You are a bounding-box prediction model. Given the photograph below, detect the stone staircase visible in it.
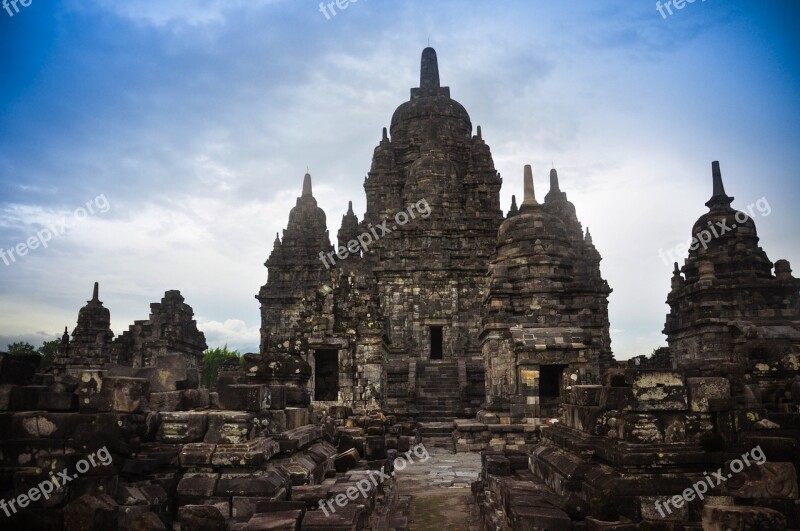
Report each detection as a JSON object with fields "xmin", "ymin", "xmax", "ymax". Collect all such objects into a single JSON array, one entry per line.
[{"xmin": 415, "ymin": 361, "xmax": 463, "ymax": 422}]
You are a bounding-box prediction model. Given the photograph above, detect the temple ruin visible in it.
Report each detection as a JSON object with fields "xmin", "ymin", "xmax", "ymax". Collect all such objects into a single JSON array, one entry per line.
[{"xmin": 0, "ymin": 47, "xmax": 798, "ymax": 530}]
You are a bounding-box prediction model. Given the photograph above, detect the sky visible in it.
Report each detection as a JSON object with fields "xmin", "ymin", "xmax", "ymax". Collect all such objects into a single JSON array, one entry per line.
[{"xmin": 1, "ymin": 0, "xmax": 798, "ymax": 359}]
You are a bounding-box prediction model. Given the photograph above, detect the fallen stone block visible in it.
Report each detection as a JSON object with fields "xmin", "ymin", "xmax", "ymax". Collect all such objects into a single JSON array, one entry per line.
[
  {"xmin": 243, "ymin": 509, "xmax": 303, "ymax": 530},
  {"xmin": 290, "ymin": 484, "xmax": 331, "ymax": 507},
  {"xmin": 334, "ymin": 448, "xmax": 361, "ymax": 473},
  {"xmin": 702, "ymin": 505, "xmax": 787, "ymax": 531},
  {"xmin": 301, "ymin": 503, "xmax": 366, "ymax": 530},
  {"xmin": 211, "ymin": 437, "xmax": 280, "ymax": 467},
  {"xmin": 176, "ymin": 472, "xmax": 219, "ymax": 497},
  {"xmin": 179, "ymin": 442, "xmax": 216, "ymax": 466},
  {"xmin": 216, "ymin": 471, "xmax": 286, "ymax": 498},
  {"xmin": 177, "ymin": 505, "xmax": 226, "ymax": 531},
  {"xmin": 64, "ymin": 493, "xmax": 119, "ymax": 531}
]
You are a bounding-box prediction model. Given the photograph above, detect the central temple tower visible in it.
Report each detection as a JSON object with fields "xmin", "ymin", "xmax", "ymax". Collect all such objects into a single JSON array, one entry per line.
[{"xmin": 363, "ymin": 47, "xmax": 503, "ymax": 361}]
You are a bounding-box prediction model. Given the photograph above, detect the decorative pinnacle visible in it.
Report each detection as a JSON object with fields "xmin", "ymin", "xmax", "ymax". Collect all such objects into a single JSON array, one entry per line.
[
  {"xmin": 585, "ymin": 228, "xmax": 593, "ymax": 244},
  {"xmin": 420, "ymin": 47, "xmax": 440, "ymax": 89},
  {"xmin": 347, "ymin": 201, "xmax": 354, "ymax": 215},
  {"xmin": 508, "ymin": 195, "xmax": 519, "ymax": 217},
  {"xmin": 705, "ymin": 160, "xmax": 733, "ymax": 210},
  {"xmin": 91, "ymin": 282, "xmax": 99, "ymax": 303},
  {"xmin": 302, "ymin": 172, "xmax": 313, "ymax": 197},
  {"xmin": 711, "ymin": 161, "xmax": 725, "ymax": 196},
  {"xmin": 476, "ymin": 125, "xmax": 482, "ymax": 140},
  {"xmin": 550, "ymin": 168, "xmax": 561, "ymax": 193},
  {"xmin": 521, "ymin": 164, "xmax": 538, "ymax": 209}
]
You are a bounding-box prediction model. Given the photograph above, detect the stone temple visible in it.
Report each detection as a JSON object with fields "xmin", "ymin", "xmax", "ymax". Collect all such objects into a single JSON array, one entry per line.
[
  {"xmin": 257, "ymin": 47, "xmax": 612, "ymax": 424},
  {"xmin": 0, "ymin": 47, "xmax": 798, "ymax": 530}
]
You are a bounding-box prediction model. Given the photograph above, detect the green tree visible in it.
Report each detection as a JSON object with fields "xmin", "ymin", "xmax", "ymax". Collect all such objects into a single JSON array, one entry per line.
[
  {"xmin": 38, "ymin": 339, "xmax": 60, "ymax": 371},
  {"xmin": 6, "ymin": 342, "xmax": 36, "ymax": 356},
  {"xmin": 201, "ymin": 345, "xmax": 241, "ymax": 388}
]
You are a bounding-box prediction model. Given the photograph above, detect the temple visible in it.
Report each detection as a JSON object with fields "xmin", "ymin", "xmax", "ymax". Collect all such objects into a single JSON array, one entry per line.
[{"xmin": 0, "ymin": 48, "xmax": 797, "ymax": 530}]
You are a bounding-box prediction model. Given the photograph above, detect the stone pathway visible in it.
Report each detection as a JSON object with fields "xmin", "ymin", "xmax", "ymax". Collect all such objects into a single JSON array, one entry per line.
[{"xmin": 390, "ymin": 447, "xmax": 482, "ymax": 530}]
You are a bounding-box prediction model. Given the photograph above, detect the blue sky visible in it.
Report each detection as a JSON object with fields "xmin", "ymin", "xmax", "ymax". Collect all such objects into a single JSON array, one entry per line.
[{"xmin": 1, "ymin": 0, "xmax": 798, "ymax": 358}]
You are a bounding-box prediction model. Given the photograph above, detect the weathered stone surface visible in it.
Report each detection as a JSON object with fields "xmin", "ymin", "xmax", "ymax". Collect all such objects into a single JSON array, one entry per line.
[
  {"xmin": 157, "ymin": 411, "xmax": 207, "ymax": 443},
  {"xmin": 205, "ymin": 410, "xmax": 255, "ymax": 444},
  {"xmin": 211, "ymin": 437, "xmax": 280, "ymax": 467},
  {"xmin": 243, "ymin": 509, "xmax": 303, "ymax": 530},
  {"xmin": 177, "ymin": 505, "xmax": 226, "ymax": 531},
  {"xmin": 721, "ymin": 462, "xmax": 799, "ymax": 499},
  {"xmin": 687, "ymin": 377, "xmax": 730, "ymax": 412},
  {"xmin": 701, "ymin": 504, "xmax": 787, "ymax": 531},
  {"xmin": 101, "ymin": 376, "xmax": 150, "ymax": 413},
  {"xmin": 63, "ymin": 493, "xmax": 119, "ymax": 531}
]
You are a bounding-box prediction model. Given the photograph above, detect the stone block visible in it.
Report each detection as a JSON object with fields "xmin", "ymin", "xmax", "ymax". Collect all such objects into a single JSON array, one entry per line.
[
  {"xmin": 218, "ymin": 384, "xmax": 283, "ymax": 411},
  {"xmin": 285, "ymin": 407, "xmax": 309, "ymax": 429},
  {"xmin": 38, "ymin": 391, "xmax": 79, "ymax": 411},
  {"xmin": 177, "ymin": 505, "xmax": 226, "ymax": 531},
  {"xmin": 243, "ymin": 509, "xmax": 303, "ymax": 530},
  {"xmin": 687, "ymin": 377, "xmax": 730, "ymax": 412},
  {"xmin": 176, "ymin": 472, "xmax": 219, "ymax": 497},
  {"xmin": 301, "ymin": 501, "xmax": 367, "ymax": 530},
  {"xmin": 701, "ymin": 505, "xmax": 787, "ymax": 531},
  {"xmin": 179, "ymin": 443, "xmax": 216, "ymax": 466},
  {"xmin": 119, "ymin": 511, "xmax": 166, "ymax": 531},
  {"xmin": 290, "ymin": 484, "xmax": 331, "ymax": 507},
  {"xmin": 0, "ymin": 384, "xmax": 11, "ymax": 410},
  {"xmin": 101, "ymin": 377, "xmax": 150, "ymax": 413},
  {"xmin": 205, "ymin": 410, "xmax": 254, "ymax": 444},
  {"xmin": 721, "ymin": 461, "xmax": 799, "ymax": 499},
  {"xmin": 627, "ymin": 371, "xmax": 686, "ymax": 411},
  {"xmin": 63, "ymin": 493, "xmax": 119, "ymax": 531},
  {"xmin": 485, "ymin": 455, "xmax": 511, "ymax": 476},
  {"xmin": 335, "ymin": 448, "xmax": 361, "ymax": 473},
  {"xmin": 364, "ymin": 435, "xmax": 386, "ymax": 460},
  {"xmin": 149, "ymin": 389, "xmax": 209, "ymax": 412},
  {"xmin": 216, "ymin": 471, "xmax": 286, "ymax": 497},
  {"xmin": 157, "ymin": 411, "xmax": 207, "ymax": 443},
  {"xmin": 11, "ymin": 385, "xmax": 48, "ymax": 410},
  {"xmin": 573, "ymin": 385, "xmax": 603, "ymax": 406},
  {"xmin": 211, "ymin": 437, "xmax": 280, "ymax": 467},
  {"xmin": 77, "ymin": 371, "xmax": 106, "ymax": 412}
]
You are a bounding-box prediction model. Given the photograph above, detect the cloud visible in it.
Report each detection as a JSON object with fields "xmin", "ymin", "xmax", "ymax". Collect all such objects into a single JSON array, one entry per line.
[
  {"xmin": 74, "ymin": 0, "xmax": 283, "ymax": 28},
  {"xmin": 198, "ymin": 318, "xmax": 260, "ymax": 353}
]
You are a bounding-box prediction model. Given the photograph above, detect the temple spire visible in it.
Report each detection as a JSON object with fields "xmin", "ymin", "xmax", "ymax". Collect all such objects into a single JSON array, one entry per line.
[
  {"xmin": 420, "ymin": 47, "xmax": 440, "ymax": 89},
  {"xmin": 347, "ymin": 201, "xmax": 354, "ymax": 215},
  {"xmin": 302, "ymin": 172, "xmax": 313, "ymax": 197},
  {"xmin": 711, "ymin": 161, "xmax": 725, "ymax": 196},
  {"xmin": 91, "ymin": 282, "xmax": 99, "ymax": 303},
  {"xmin": 705, "ymin": 160, "xmax": 733, "ymax": 210},
  {"xmin": 508, "ymin": 195, "xmax": 518, "ymax": 217},
  {"xmin": 550, "ymin": 168, "xmax": 561, "ymax": 193},
  {"xmin": 520, "ymin": 164, "xmax": 538, "ymax": 210}
]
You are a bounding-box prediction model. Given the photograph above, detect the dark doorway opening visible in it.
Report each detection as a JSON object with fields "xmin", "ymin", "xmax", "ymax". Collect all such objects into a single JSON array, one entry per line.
[
  {"xmin": 314, "ymin": 349, "xmax": 339, "ymax": 401},
  {"xmin": 430, "ymin": 326, "xmax": 443, "ymax": 360},
  {"xmin": 539, "ymin": 364, "xmax": 566, "ymax": 398},
  {"xmin": 539, "ymin": 364, "xmax": 567, "ymax": 417}
]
